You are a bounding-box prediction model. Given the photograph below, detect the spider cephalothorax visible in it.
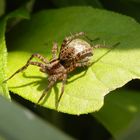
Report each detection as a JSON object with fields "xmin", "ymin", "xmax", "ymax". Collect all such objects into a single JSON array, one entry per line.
[{"xmin": 4, "ymin": 32, "xmax": 100, "ymax": 104}]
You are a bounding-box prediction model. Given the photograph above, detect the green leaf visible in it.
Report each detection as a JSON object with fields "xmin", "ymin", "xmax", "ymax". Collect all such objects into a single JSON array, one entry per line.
[
  {"xmin": 94, "ymin": 89, "xmax": 140, "ymax": 138},
  {"xmin": 0, "ymin": 0, "xmax": 5, "ymax": 17},
  {"xmin": 6, "ymin": 7, "xmax": 140, "ymax": 114},
  {"xmin": 0, "ymin": 19, "xmax": 9, "ymax": 99},
  {"xmin": 6, "ymin": 6, "xmax": 30, "ymax": 20},
  {"xmin": 0, "ymin": 95, "xmax": 72, "ymax": 140},
  {"xmin": 117, "ymin": 113, "xmax": 140, "ymax": 140},
  {"xmin": 0, "ymin": 5, "xmax": 30, "ymax": 99}
]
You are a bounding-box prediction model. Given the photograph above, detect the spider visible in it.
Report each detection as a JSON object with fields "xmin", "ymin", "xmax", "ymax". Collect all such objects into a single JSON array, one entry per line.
[{"xmin": 4, "ymin": 32, "xmax": 104, "ymax": 104}]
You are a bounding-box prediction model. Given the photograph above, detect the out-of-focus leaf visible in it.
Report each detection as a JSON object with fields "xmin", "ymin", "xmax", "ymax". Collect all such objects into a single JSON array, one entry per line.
[
  {"xmin": 117, "ymin": 113, "xmax": 140, "ymax": 140},
  {"xmin": 102, "ymin": 0, "xmax": 140, "ymax": 22},
  {"xmin": 0, "ymin": 0, "xmax": 5, "ymax": 16},
  {"xmin": 0, "ymin": 95, "xmax": 72, "ymax": 140},
  {"xmin": 94, "ymin": 89, "xmax": 140, "ymax": 138}
]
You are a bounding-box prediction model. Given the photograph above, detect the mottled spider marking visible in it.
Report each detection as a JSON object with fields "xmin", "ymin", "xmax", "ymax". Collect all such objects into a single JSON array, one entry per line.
[
  {"xmin": 75, "ymin": 47, "xmax": 93, "ymax": 62},
  {"xmin": 60, "ymin": 38, "xmax": 93, "ymax": 70},
  {"xmin": 61, "ymin": 32, "xmax": 85, "ymax": 49},
  {"xmin": 59, "ymin": 46, "xmax": 75, "ymax": 60},
  {"xmin": 51, "ymin": 42, "xmax": 58, "ymax": 60}
]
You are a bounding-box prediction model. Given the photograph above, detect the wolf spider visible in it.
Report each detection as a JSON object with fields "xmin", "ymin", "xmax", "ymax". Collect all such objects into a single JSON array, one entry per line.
[{"xmin": 4, "ymin": 32, "xmax": 105, "ymax": 104}]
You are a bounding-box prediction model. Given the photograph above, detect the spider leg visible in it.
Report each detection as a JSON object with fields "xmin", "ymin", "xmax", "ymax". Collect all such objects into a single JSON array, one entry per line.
[
  {"xmin": 52, "ymin": 42, "xmax": 58, "ymax": 60},
  {"xmin": 27, "ymin": 53, "xmax": 49, "ymax": 64},
  {"xmin": 3, "ymin": 61, "xmax": 46, "ymax": 83},
  {"xmin": 93, "ymin": 44, "xmax": 106, "ymax": 49},
  {"xmin": 61, "ymin": 32, "xmax": 85, "ymax": 49},
  {"xmin": 93, "ymin": 42, "xmax": 120, "ymax": 49},
  {"xmin": 37, "ymin": 78, "xmax": 56, "ymax": 104},
  {"xmin": 58, "ymin": 74, "xmax": 67, "ymax": 103},
  {"xmin": 3, "ymin": 53, "xmax": 49, "ymax": 83}
]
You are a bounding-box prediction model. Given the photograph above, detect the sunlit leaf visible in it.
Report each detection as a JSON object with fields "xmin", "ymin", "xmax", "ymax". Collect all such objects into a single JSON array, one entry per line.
[{"xmin": 6, "ymin": 7, "xmax": 140, "ymax": 114}]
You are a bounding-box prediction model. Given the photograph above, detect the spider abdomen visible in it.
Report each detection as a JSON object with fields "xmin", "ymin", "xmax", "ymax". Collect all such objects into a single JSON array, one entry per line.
[{"xmin": 59, "ymin": 38, "xmax": 93, "ymax": 70}]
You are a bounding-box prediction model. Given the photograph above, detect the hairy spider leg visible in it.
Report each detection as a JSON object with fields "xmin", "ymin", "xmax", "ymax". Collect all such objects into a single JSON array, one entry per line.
[
  {"xmin": 66, "ymin": 60, "xmax": 91, "ymax": 73},
  {"xmin": 29, "ymin": 53, "xmax": 49, "ymax": 64},
  {"xmin": 37, "ymin": 68, "xmax": 67, "ymax": 104},
  {"xmin": 37, "ymin": 78, "xmax": 56, "ymax": 104},
  {"xmin": 58, "ymin": 73, "xmax": 67, "ymax": 103},
  {"xmin": 61, "ymin": 32, "xmax": 85, "ymax": 49},
  {"xmin": 3, "ymin": 53, "xmax": 48, "ymax": 82},
  {"xmin": 92, "ymin": 42, "xmax": 120, "ymax": 50},
  {"xmin": 73, "ymin": 41, "xmax": 120, "ymax": 65},
  {"xmin": 52, "ymin": 42, "xmax": 58, "ymax": 60}
]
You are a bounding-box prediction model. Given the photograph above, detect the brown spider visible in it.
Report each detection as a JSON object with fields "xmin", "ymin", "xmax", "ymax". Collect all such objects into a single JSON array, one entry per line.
[{"xmin": 4, "ymin": 32, "xmax": 103, "ymax": 104}]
